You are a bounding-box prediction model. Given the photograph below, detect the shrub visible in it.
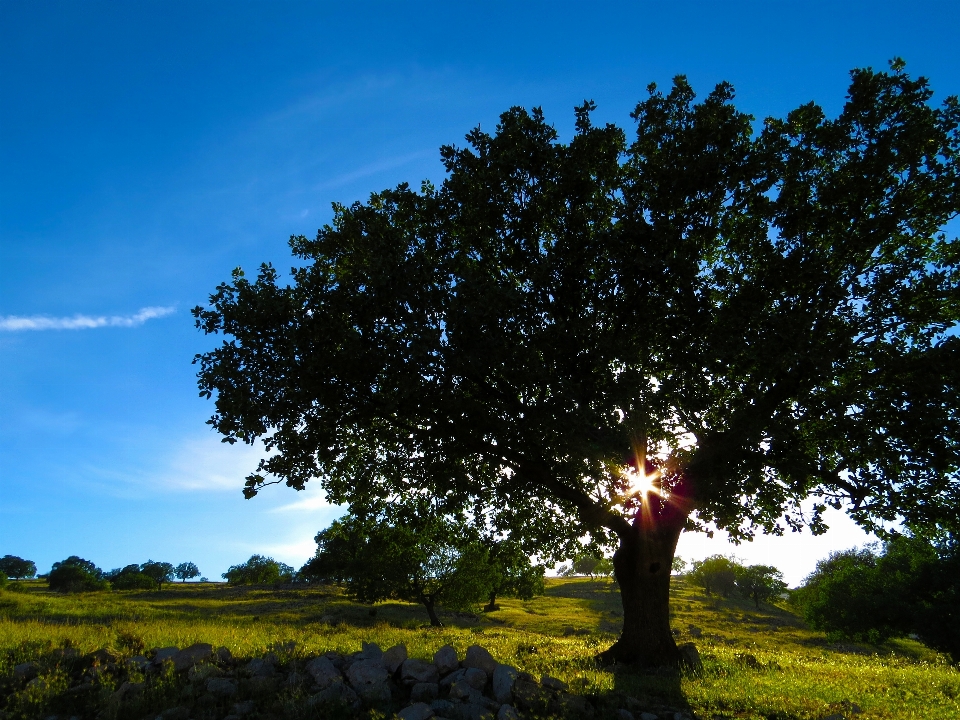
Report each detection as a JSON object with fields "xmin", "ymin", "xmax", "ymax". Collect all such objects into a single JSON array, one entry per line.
[
  {"xmin": 223, "ymin": 555, "xmax": 295, "ymax": 585},
  {"xmin": 48, "ymin": 557, "xmax": 108, "ymax": 593}
]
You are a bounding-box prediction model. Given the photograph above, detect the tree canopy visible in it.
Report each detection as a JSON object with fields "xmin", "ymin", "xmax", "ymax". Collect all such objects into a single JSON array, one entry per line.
[
  {"xmin": 174, "ymin": 562, "xmax": 201, "ymax": 582},
  {"xmin": 222, "ymin": 555, "xmax": 295, "ymax": 585},
  {"xmin": 0, "ymin": 555, "xmax": 36, "ymax": 581},
  {"xmin": 301, "ymin": 503, "xmax": 498, "ymax": 626},
  {"xmin": 48, "ymin": 557, "xmax": 108, "ymax": 593},
  {"xmin": 794, "ymin": 534, "xmax": 959, "ymax": 661},
  {"xmin": 194, "ymin": 61, "xmax": 960, "ymax": 665}
]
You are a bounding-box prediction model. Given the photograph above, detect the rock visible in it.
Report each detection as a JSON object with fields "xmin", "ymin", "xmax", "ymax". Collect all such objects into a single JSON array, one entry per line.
[
  {"xmin": 383, "ymin": 644, "xmax": 408, "ymax": 673},
  {"xmin": 309, "ymin": 680, "xmax": 360, "ymax": 709},
  {"xmin": 448, "ymin": 680, "xmax": 474, "ymax": 701},
  {"xmin": 463, "ymin": 667, "xmax": 487, "ymax": 690},
  {"xmin": 360, "ymin": 641, "xmax": 383, "ymax": 661},
  {"xmin": 216, "ymin": 646, "xmax": 233, "ymax": 663},
  {"xmin": 171, "ymin": 643, "xmax": 213, "ymax": 671},
  {"xmin": 305, "ymin": 656, "xmax": 343, "ymax": 689},
  {"xmin": 463, "ymin": 645, "xmax": 497, "ymax": 676},
  {"xmin": 434, "ymin": 644, "xmax": 460, "ymax": 676},
  {"xmin": 188, "ymin": 664, "xmax": 218, "ymax": 682},
  {"xmin": 111, "ymin": 681, "xmax": 145, "ymax": 703},
  {"xmin": 127, "ymin": 655, "xmax": 149, "ymax": 671},
  {"xmin": 735, "ymin": 653, "xmax": 762, "ymax": 669},
  {"xmin": 402, "ymin": 658, "xmax": 441, "ymax": 686},
  {"xmin": 230, "ymin": 700, "xmax": 255, "ymax": 716},
  {"xmin": 497, "ymin": 705, "xmax": 520, "ymax": 720},
  {"xmin": 678, "ymin": 643, "xmax": 703, "ymax": 673},
  {"xmin": 151, "ymin": 647, "xmax": 180, "ymax": 665},
  {"xmin": 284, "ymin": 670, "xmax": 304, "ymax": 687},
  {"xmin": 457, "ymin": 702, "xmax": 496, "ymax": 720},
  {"xmin": 158, "ymin": 707, "xmax": 190, "ymax": 720},
  {"xmin": 492, "ymin": 664, "xmax": 517, "ymax": 704},
  {"xmin": 541, "ymin": 674, "xmax": 568, "ymax": 691},
  {"xmin": 398, "ymin": 702, "xmax": 436, "ymax": 720},
  {"xmin": 511, "ymin": 678, "xmax": 549, "ymax": 713},
  {"xmin": 821, "ymin": 716, "xmax": 844, "ymax": 720},
  {"xmin": 206, "ymin": 677, "xmax": 238, "ymax": 698},
  {"xmin": 439, "ymin": 667, "xmax": 467, "ymax": 689},
  {"xmin": 617, "ymin": 710, "xmax": 635, "ymax": 720},
  {"xmin": 244, "ymin": 657, "xmax": 275, "ymax": 677},
  {"xmin": 246, "ymin": 675, "xmax": 278, "ymax": 694},
  {"xmin": 411, "ymin": 682, "xmax": 440, "ymax": 702},
  {"xmin": 13, "ymin": 662, "xmax": 39, "ymax": 680},
  {"xmin": 346, "ymin": 659, "xmax": 391, "ymax": 705},
  {"xmin": 431, "ymin": 699, "xmax": 457, "ymax": 718},
  {"xmin": 687, "ymin": 625, "xmax": 702, "ymax": 638},
  {"xmin": 639, "ymin": 713, "xmax": 658, "ymax": 720},
  {"xmin": 550, "ymin": 692, "xmax": 594, "ymax": 718}
]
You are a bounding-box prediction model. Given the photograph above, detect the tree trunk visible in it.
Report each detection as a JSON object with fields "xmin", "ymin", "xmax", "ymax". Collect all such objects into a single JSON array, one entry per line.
[
  {"xmin": 484, "ymin": 591, "xmax": 499, "ymax": 612},
  {"xmin": 422, "ymin": 597, "xmax": 443, "ymax": 627},
  {"xmin": 598, "ymin": 493, "xmax": 688, "ymax": 668}
]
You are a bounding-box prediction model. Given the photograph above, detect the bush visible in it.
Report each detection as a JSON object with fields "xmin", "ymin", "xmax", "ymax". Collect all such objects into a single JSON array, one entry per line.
[
  {"xmin": 223, "ymin": 555, "xmax": 295, "ymax": 585},
  {"xmin": 689, "ymin": 555, "xmax": 741, "ymax": 597},
  {"xmin": 794, "ymin": 534, "xmax": 960, "ymax": 662},
  {"xmin": 0, "ymin": 570, "xmax": 7, "ymax": 590},
  {"xmin": 48, "ymin": 557, "xmax": 108, "ymax": 593}
]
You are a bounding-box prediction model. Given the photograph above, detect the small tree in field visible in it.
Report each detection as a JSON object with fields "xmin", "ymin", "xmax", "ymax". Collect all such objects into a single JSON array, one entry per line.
[
  {"xmin": 735, "ymin": 564, "xmax": 788, "ymax": 608},
  {"xmin": 302, "ymin": 505, "xmax": 497, "ymax": 626},
  {"xmin": 48, "ymin": 557, "xmax": 108, "ymax": 593},
  {"xmin": 174, "ymin": 562, "xmax": 201, "ymax": 582},
  {"xmin": 0, "ymin": 555, "xmax": 37, "ymax": 580},
  {"xmin": 223, "ymin": 555, "xmax": 294, "ymax": 585},
  {"xmin": 483, "ymin": 539, "xmax": 545, "ymax": 611},
  {"xmin": 689, "ymin": 555, "xmax": 741, "ymax": 597},
  {"xmin": 194, "ymin": 61, "xmax": 960, "ymax": 666},
  {"xmin": 140, "ymin": 561, "xmax": 175, "ymax": 591},
  {"xmin": 107, "ymin": 564, "xmax": 156, "ymax": 590}
]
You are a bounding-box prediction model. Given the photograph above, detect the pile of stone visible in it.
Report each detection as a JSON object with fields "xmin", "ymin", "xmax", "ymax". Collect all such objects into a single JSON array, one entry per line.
[{"xmin": 7, "ymin": 641, "xmax": 697, "ymax": 720}]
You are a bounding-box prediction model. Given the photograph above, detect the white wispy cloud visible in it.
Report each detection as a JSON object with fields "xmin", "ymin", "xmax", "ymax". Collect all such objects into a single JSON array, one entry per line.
[{"xmin": 0, "ymin": 306, "xmax": 175, "ymax": 332}]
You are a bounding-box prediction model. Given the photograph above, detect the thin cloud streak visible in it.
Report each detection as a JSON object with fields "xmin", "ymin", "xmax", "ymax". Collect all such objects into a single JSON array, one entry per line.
[{"xmin": 0, "ymin": 306, "xmax": 175, "ymax": 331}]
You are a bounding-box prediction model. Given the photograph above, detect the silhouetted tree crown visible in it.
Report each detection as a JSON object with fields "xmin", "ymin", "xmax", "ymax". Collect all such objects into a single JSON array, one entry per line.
[{"xmin": 194, "ymin": 61, "xmax": 960, "ymax": 665}]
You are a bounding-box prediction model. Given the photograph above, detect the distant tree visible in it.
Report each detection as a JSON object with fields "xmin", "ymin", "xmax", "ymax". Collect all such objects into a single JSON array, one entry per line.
[
  {"xmin": 483, "ymin": 539, "xmax": 545, "ymax": 611},
  {"xmin": 794, "ymin": 534, "xmax": 960, "ymax": 662},
  {"xmin": 302, "ymin": 505, "xmax": 497, "ymax": 626},
  {"xmin": 139, "ymin": 561, "xmax": 175, "ymax": 591},
  {"xmin": 0, "ymin": 555, "xmax": 37, "ymax": 580},
  {"xmin": 735, "ymin": 564, "xmax": 788, "ymax": 609},
  {"xmin": 223, "ymin": 555, "xmax": 294, "ymax": 585},
  {"xmin": 48, "ymin": 556, "xmax": 108, "ymax": 593},
  {"xmin": 174, "ymin": 562, "xmax": 201, "ymax": 583},
  {"xmin": 689, "ymin": 555, "xmax": 741, "ymax": 598},
  {"xmin": 108, "ymin": 564, "xmax": 156, "ymax": 590},
  {"xmin": 671, "ymin": 557, "xmax": 688, "ymax": 575}
]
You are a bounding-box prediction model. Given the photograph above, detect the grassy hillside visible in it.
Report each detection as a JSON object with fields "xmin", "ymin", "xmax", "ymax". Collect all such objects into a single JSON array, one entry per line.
[{"xmin": 1, "ymin": 576, "xmax": 957, "ymax": 719}]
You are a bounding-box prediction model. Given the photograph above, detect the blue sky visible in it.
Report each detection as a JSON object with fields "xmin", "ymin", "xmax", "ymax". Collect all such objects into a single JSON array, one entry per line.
[{"xmin": 2, "ymin": 0, "xmax": 958, "ymax": 585}]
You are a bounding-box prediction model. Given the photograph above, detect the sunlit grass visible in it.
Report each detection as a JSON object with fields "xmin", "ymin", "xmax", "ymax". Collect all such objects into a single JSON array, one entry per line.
[{"xmin": 1, "ymin": 577, "xmax": 958, "ymax": 719}]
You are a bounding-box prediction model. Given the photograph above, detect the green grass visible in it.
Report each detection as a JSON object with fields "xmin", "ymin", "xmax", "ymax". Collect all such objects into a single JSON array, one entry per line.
[{"xmin": 1, "ymin": 577, "xmax": 958, "ymax": 719}]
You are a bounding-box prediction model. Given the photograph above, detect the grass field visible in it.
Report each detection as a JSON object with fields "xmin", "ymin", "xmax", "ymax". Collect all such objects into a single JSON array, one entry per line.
[{"xmin": 1, "ymin": 576, "xmax": 958, "ymax": 719}]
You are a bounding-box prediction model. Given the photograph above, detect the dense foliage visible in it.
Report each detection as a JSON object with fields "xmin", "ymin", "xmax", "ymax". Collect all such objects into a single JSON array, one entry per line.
[
  {"xmin": 48, "ymin": 557, "xmax": 108, "ymax": 593},
  {"xmin": 794, "ymin": 534, "xmax": 960, "ymax": 662},
  {"xmin": 106, "ymin": 564, "xmax": 157, "ymax": 590},
  {"xmin": 222, "ymin": 555, "xmax": 295, "ymax": 585},
  {"xmin": 0, "ymin": 555, "xmax": 37, "ymax": 580},
  {"xmin": 194, "ymin": 62, "xmax": 960, "ymax": 665},
  {"xmin": 301, "ymin": 505, "xmax": 500, "ymax": 626}
]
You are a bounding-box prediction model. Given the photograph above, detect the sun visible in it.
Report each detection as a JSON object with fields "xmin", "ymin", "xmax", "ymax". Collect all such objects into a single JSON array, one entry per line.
[{"xmin": 623, "ymin": 464, "xmax": 660, "ymax": 497}]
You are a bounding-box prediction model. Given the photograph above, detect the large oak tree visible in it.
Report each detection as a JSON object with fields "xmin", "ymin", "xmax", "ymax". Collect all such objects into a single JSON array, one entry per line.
[{"xmin": 194, "ymin": 61, "xmax": 960, "ymax": 666}]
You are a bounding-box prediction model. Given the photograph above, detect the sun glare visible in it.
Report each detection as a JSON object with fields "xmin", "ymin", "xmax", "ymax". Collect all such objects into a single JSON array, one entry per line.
[{"xmin": 624, "ymin": 465, "xmax": 660, "ymax": 497}]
